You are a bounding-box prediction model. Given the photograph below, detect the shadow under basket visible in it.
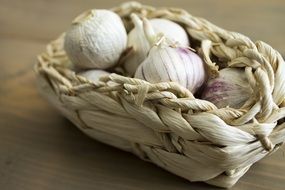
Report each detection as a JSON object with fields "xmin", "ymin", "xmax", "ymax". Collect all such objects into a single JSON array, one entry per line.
[{"xmin": 35, "ymin": 2, "xmax": 285, "ymax": 188}]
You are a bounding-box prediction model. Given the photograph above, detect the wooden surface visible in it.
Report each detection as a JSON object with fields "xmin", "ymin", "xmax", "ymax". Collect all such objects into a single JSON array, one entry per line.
[{"xmin": 0, "ymin": 0, "xmax": 285, "ymax": 189}]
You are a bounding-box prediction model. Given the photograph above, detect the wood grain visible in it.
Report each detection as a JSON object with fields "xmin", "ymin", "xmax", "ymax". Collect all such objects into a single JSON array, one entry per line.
[{"xmin": 0, "ymin": 0, "xmax": 285, "ymax": 189}]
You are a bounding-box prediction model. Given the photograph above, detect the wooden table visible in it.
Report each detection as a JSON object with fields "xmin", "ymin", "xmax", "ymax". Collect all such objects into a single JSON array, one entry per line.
[{"xmin": 1, "ymin": 0, "xmax": 285, "ymax": 189}]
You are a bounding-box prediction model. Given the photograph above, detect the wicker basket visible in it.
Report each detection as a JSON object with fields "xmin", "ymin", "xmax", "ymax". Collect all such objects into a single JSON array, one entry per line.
[{"xmin": 35, "ymin": 2, "xmax": 285, "ymax": 188}]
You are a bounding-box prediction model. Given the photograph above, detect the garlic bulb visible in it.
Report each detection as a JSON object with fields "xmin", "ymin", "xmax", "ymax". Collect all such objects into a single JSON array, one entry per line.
[
  {"xmin": 78, "ymin": 69, "xmax": 118, "ymax": 87},
  {"xmin": 201, "ymin": 68, "xmax": 253, "ymax": 109},
  {"xmin": 64, "ymin": 9, "xmax": 127, "ymax": 69},
  {"xmin": 124, "ymin": 14, "xmax": 190, "ymax": 76},
  {"xmin": 78, "ymin": 70, "xmax": 110, "ymax": 82},
  {"xmin": 135, "ymin": 44, "xmax": 206, "ymax": 93},
  {"xmin": 150, "ymin": 18, "xmax": 189, "ymax": 47}
]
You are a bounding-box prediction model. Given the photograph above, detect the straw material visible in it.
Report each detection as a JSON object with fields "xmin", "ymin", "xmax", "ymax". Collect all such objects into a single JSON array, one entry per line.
[{"xmin": 35, "ymin": 1, "xmax": 285, "ymax": 188}]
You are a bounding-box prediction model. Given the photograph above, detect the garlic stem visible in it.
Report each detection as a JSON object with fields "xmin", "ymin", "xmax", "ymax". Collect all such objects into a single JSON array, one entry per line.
[
  {"xmin": 130, "ymin": 13, "xmax": 143, "ymax": 30},
  {"xmin": 142, "ymin": 17, "xmax": 157, "ymax": 46},
  {"xmin": 72, "ymin": 9, "xmax": 95, "ymax": 24}
]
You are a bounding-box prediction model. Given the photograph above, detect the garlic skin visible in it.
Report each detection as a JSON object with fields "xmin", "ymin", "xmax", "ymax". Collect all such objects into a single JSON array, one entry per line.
[
  {"xmin": 64, "ymin": 9, "xmax": 127, "ymax": 69},
  {"xmin": 201, "ymin": 68, "xmax": 253, "ymax": 109},
  {"xmin": 78, "ymin": 70, "xmax": 110, "ymax": 82},
  {"xmin": 124, "ymin": 15, "xmax": 190, "ymax": 76},
  {"xmin": 135, "ymin": 45, "xmax": 206, "ymax": 93}
]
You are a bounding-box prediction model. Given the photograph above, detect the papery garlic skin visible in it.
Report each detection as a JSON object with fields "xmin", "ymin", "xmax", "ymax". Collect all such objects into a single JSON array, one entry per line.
[
  {"xmin": 78, "ymin": 70, "xmax": 110, "ymax": 82},
  {"xmin": 64, "ymin": 9, "xmax": 127, "ymax": 69},
  {"xmin": 135, "ymin": 46, "xmax": 206, "ymax": 93},
  {"xmin": 201, "ymin": 68, "xmax": 253, "ymax": 109},
  {"xmin": 124, "ymin": 15, "xmax": 190, "ymax": 76}
]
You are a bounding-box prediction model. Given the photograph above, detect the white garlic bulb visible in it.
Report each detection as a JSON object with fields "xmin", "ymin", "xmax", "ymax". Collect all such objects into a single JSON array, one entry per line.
[
  {"xmin": 150, "ymin": 18, "xmax": 189, "ymax": 47},
  {"xmin": 201, "ymin": 68, "xmax": 253, "ymax": 109},
  {"xmin": 124, "ymin": 14, "xmax": 190, "ymax": 76},
  {"xmin": 78, "ymin": 70, "xmax": 110, "ymax": 82},
  {"xmin": 64, "ymin": 9, "xmax": 127, "ymax": 69},
  {"xmin": 135, "ymin": 44, "xmax": 206, "ymax": 93}
]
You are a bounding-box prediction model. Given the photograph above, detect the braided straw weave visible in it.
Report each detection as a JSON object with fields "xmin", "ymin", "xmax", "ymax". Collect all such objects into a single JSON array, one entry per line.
[{"xmin": 35, "ymin": 2, "xmax": 285, "ymax": 188}]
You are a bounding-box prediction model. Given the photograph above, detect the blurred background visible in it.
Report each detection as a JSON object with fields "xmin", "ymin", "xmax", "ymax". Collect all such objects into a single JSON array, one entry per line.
[
  {"xmin": 1, "ymin": 0, "xmax": 285, "ymax": 54},
  {"xmin": 0, "ymin": 1, "xmax": 285, "ymax": 190}
]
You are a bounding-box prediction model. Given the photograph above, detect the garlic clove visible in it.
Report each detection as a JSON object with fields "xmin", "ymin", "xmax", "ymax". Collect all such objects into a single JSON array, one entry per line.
[
  {"xmin": 78, "ymin": 69, "xmax": 110, "ymax": 83},
  {"xmin": 64, "ymin": 9, "xmax": 127, "ymax": 69},
  {"xmin": 78, "ymin": 69, "xmax": 118, "ymax": 87},
  {"xmin": 124, "ymin": 14, "xmax": 190, "ymax": 76},
  {"xmin": 201, "ymin": 68, "xmax": 253, "ymax": 109}
]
